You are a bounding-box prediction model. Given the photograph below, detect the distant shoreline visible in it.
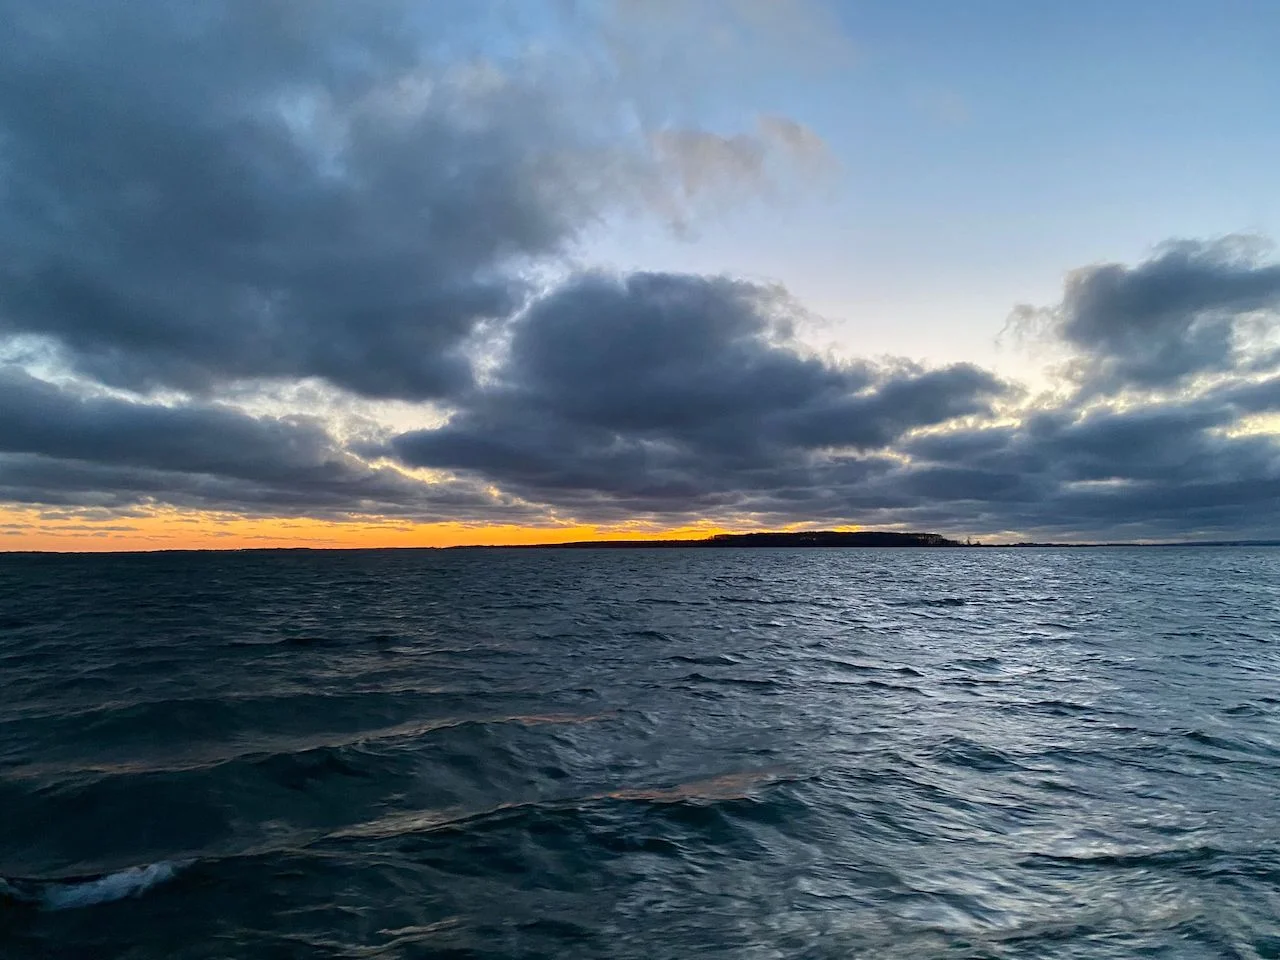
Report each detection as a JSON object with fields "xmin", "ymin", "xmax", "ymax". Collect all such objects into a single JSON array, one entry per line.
[
  {"xmin": 460, "ymin": 531, "xmax": 963, "ymax": 549},
  {"xmin": 447, "ymin": 531, "xmax": 1280, "ymax": 550},
  {"xmin": 4, "ymin": 531, "xmax": 1280, "ymax": 555}
]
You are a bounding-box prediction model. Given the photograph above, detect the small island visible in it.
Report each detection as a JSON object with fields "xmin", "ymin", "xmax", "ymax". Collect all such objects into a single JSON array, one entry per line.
[{"xmin": 465, "ymin": 530, "xmax": 965, "ymax": 549}]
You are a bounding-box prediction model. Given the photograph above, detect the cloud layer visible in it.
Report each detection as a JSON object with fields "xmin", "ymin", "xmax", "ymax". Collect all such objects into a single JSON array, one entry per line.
[
  {"xmin": 1, "ymin": 1, "xmax": 1278, "ymax": 542},
  {"xmin": 392, "ymin": 272, "xmax": 1007, "ymax": 521},
  {"xmin": 0, "ymin": 367, "xmax": 527, "ymax": 520},
  {"xmin": 0, "ymin": 0, "xmax": 626, "ymax": 400}
]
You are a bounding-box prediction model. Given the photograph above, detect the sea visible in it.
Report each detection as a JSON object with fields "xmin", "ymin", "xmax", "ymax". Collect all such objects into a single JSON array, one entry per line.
[{"xmin": 1, "ymin": 547, "xmax": 1277, "ymax": 959}]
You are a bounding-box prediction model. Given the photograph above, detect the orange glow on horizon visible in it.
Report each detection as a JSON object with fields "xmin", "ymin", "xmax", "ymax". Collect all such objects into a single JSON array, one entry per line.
[{"xmin": 0, "ymin": 507, "xmax": 814, "ymax": 552}]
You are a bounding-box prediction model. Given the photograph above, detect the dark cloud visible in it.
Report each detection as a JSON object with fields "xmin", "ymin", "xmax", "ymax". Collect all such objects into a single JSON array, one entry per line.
[
  {"xmin": 890, "ymin": 397, "xmax": 1280, "ymax": 539},
  {"xmin": 1015, "ymin": 238, "xmax": 1280, "ymax": 392},
  {"xmin": 0, "ymin": 452, "xmax": 528, "ymax": 522},
  {"xmin": 392, "ymin": 271, "xmax": 1008, "ymax": 516},
  {"xmin": 0, "ymin": 0, "xmax": 835, "ymax": 402},
  {"xmin": 0, "ymin": 0, "xmax": 630, "ymax": 399},
  {"xmin": 1208, "ymin": 373, "xmax": 1280, "ymax": 415},
  {"xmin": 0, "ymin": 368, "xmax": 525, "ymax": 520},
  {"xmin": 381, "ymin": 262, "xmax": 1280, "ymax": 538}
]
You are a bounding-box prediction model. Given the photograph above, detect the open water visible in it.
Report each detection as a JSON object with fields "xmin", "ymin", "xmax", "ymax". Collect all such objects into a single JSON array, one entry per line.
[{"xmin": 0, "ymin": 547, "xmax": 1277, "ymax": 958}]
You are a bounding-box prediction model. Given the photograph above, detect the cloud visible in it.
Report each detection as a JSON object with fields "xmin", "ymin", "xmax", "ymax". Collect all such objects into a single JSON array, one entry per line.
[
  {"xmin": 0, "ymin": 1, "xmax": 622, "ymax": 400},
  {"xmin": 381, "ymin": 252, "xmax": 1280, "ymax": 538},
  {"xmin": 0, "ymin": 0, "xmax": 829, "ymax": 401},
  {"xmin": 391, "ymin": 271, "xmax": 1008, "ymax": 519},
  {"xmin": 891, "ymin": 396, "xmax": 1280, "ymax": 539},
  {"xmin": 0, "ymin": 367, "xmax": 526, "ymax": 520},
  {"xmin": 6, "ymin": 227, "xmax": 1280, "ymax": 539},
  {"xmin": 1013, "ymin": 237, "xmax": 1280, "ymax": 392},
  {"xmin": 647, "ymin": 115, "xmax": 833, "ymax": 219}
]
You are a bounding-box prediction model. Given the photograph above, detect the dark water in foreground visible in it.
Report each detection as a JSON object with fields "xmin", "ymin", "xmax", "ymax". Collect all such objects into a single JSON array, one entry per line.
[{"xmin": 1, "ymin": 548, "xmax": 1278, "ymax": 959}]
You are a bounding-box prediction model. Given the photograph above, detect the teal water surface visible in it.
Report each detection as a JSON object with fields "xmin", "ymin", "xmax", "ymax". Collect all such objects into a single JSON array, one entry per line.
[{"xmin": 1, "ymin": 547, "xmax": 1278, "ymax": 958}]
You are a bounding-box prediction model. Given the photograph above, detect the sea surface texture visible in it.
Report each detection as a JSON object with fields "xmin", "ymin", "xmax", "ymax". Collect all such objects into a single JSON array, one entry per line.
[{"xmin": 1, "ymin": 548, "xmax": 1278, "ymax": 958}]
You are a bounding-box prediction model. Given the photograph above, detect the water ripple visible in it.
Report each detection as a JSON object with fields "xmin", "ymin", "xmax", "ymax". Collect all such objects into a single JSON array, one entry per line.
[{"xmin": 0, "ymin": 546, "xmax": 1277, "ymax": 958}]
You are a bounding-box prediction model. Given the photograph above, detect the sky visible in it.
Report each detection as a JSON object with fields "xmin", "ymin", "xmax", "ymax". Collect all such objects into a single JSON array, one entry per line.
[{"xmin": 1, "ymin": 0, "xmax": 1278, "ymax": 550}]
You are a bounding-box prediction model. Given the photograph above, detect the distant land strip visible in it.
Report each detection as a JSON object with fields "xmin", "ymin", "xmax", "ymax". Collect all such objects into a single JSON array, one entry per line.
[
  {"xmin": 473, "ymin": 531, "xmax": 964, "ymax": 549},
  {"xmin": 8, "ymin": 533, "xmax": 1280, "ymax": 554},
  {"xmin": 451, "ymin": 531, "xmax": 1280, "ymax": 550}
]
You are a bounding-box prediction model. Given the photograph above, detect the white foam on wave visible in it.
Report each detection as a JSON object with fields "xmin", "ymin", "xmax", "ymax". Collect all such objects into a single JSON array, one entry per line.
[{"xmin": 40, "ymin": 860, "xmax": 188, "ymax": 911}]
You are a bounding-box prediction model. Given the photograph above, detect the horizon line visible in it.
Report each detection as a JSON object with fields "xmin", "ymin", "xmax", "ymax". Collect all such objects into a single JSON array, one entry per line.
[{"xmin": 5, "ymin": 528, "xmax": 1280, "ymax": 556}]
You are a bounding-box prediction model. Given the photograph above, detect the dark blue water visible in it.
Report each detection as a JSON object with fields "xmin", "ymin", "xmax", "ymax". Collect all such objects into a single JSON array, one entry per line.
[{"xmin": 1, "ymin": 548, "xmax": 1278, "ymax": 958}]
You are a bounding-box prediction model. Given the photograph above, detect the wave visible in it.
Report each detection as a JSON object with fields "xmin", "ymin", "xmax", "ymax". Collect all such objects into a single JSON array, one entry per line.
[
  {"xmin": 891, "ymin": 595, "xmax": 1063, "ymax": 609},
  {"xmin": 678, "ymin": 672, "xmax": 785, "ymax": 689},
  {"xmin": 3, "ymin": 710, "xmax": 616, "ymax": 783},
  {"xmin": 712, "ymin": 595, "xmax": 800, "ymax": 606},
  {"xmin": 1, "ymin": 860, "xmax": 188, "ymax": 911},
  {"xmin": 1019, "ymin": 843, "xmax": 1275, "ymax": 873},
  {"xmin": 806, "ymin": 657, "xmax": 923, "ymax": 677},
  {"xmin": 329, "ymin": 769, "xmax": 799, "ymax": 842},
  {"xmin": 666, "ymin": 653, "xmax": 742, "ymax": 667},
  {"xmin": 888, "ymin": 596, "xmax": 968, "ymax": 608}
]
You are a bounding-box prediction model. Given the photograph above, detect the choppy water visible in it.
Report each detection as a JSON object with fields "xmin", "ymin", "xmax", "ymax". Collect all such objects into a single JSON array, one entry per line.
[{"xmin": 1, "ymin": 547, "xmax": 1278, "ymax": 959}]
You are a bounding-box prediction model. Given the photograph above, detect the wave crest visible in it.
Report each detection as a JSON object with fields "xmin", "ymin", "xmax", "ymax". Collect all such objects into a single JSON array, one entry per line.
[{"xmin": 1, "ymin": 860, "xmax": 189, "ymax": 911}]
